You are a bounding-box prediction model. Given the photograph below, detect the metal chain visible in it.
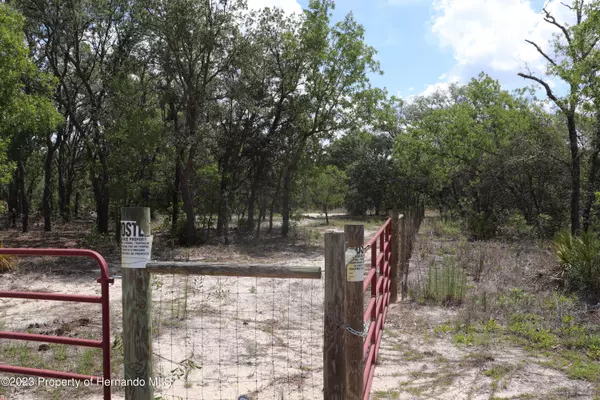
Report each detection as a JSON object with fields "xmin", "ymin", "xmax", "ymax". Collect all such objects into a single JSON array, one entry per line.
[{"xmin": 345, "ymin": 322, "xmax": 369, "ymax": 338}]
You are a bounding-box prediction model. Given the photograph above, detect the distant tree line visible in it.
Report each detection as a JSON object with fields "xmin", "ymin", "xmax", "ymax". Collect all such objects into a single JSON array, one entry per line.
[
  {"xmin": 0, "ymin": 0, "xmax": 403, "ymax": 244},
  {"xmin": 396, "ymin": 1, "xmax": 600, "ymax": 239},
  {"xmin": 3, "ymin": 0, "xmax": 600, "ymax": 244}
]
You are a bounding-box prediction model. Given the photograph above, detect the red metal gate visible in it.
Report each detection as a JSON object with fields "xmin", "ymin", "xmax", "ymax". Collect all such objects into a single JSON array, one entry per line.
[
  {"xmin": 363, "ymin": 218, "xmax": 392, "ymax": 400},
  {"xmin": 0, "ymin": 248, "xmax": 113, "ymax": 400}
]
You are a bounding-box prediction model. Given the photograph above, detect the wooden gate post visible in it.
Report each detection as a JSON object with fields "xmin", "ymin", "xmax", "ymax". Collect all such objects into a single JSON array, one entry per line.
[
  {"xmin": 121, "ymin": 207, "xmax": 153, "ymax": 400},
  {"xmin": 344, "ymin": 224, "xmax": 364, "ymax": 400},
  {"xmin": 390, "ymin": 211, "xmax": 400, "ymax": 303},
  {"xmin": 324, "ymin": 231, "xmax": 346, "ymax": 399}
]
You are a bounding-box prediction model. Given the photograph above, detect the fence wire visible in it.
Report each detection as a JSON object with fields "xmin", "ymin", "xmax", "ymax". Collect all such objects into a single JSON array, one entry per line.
[{"xmin": 151, "ymin": 273, "xmax": 324, "ymax": 400}]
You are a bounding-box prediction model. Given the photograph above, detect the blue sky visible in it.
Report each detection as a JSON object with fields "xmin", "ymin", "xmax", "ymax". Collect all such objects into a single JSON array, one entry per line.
[{"xmin": 250, "ymin": 0, "xmax": 574, "ymax": 100}]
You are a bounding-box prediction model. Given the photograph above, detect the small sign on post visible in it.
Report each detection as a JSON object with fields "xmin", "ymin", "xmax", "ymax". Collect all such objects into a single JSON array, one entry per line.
[
  {"xmin": 346, "ymin": 247, "xmax": 364, "ymax": 282},
  {"xmin": 120, "ymin": 220, "xmax": 153, "ymax": 269}
]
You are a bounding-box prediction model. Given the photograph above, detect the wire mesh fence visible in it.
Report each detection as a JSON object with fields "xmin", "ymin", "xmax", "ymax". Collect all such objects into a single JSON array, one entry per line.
[{"xmin": 150, "ymin": 273, "xmax": 324, "ymax": 400}]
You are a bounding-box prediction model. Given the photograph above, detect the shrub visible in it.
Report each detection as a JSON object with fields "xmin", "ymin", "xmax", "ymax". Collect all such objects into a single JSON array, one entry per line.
[
  {"xmin": 554, "ymin": 230, "xmax": 600, "ymax": 294},
  {"xmin": 431, "ymin": 219, "xmax": 461, "ymax": 239},
  {"xmin": 465, "ymin": 211, "xmax": 498, "ymax": 240},
  {"xmin": 498, "ymin": 212, "xmax": 534, "ymax": 241},
  {"xmin": 173, "ymin": 219, "xmax": 206, "ymax": 246}
]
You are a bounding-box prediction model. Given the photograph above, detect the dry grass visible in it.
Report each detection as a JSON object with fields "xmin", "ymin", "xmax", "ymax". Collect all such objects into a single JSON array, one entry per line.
[
  {"xmin": 372, "ymin": 213, "xmax": 600, "ymax": 399},
  {"xmin": 403, "ymin": 215, "xmax": 600, "ymax": 394},
  {"xmin": 0, "ymin": 241, "xmax": 17, "ymax": 271}
]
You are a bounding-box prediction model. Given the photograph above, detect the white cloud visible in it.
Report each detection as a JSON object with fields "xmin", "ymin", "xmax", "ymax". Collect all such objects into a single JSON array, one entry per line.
[
  {"xmin": 246, "ymin": 0, "xmax": 302, "ymax": 14},
  {"xmin": 422, "ymin": 75, "xmax": 459, "ymax": 97},
  {"xmin": 427, "ymin": 0, "xmax": 576, "ymax": 94}
]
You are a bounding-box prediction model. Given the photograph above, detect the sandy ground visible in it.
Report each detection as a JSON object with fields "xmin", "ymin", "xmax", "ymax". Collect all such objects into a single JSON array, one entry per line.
[
  {"xmin": 368, "ymin": 219, "xmax": 596, "ymax": 400},
  {"xmin": 2, "ymin": 215, "xmax": 590, "ymax": 400},
  {"xmin": 370, "ymin": 301, "xmax": 595, "ymax": 399},
  {"xmin": 0, "ymin": 218, "xmax": 370, "ymax": 400}
]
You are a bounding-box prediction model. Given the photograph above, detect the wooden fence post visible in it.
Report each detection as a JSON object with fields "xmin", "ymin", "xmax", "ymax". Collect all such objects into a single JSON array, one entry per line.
[
  {"xmin": 390, "ymin": 211, "xmax": 400, "ymax": 303},
  {"xmin": 324, "ymin": 231, "xmax": 346, "ymax": 400},
  {"xmin": 344, "ymin": 225, "xmax": 364, "ymax": 400},
  {"xmin": 121, "ymin": 207, "xmax": 153, "ymax": 400}
]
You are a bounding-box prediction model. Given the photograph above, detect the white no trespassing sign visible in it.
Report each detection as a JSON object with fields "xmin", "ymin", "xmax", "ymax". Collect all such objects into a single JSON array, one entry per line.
[
  {"xmin": 121, "ymin": 220, "xmax": 153, "ymax": 268},
  {"xmin": 347, "ymin": 247, "xmax": 365, "ymax": 282}
]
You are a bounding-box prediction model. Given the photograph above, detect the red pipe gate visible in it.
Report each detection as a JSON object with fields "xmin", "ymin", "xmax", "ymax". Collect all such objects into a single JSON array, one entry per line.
[
  {"xmin": 0, "ymin": 249, "xmax": 113, "ymax": 400},
  {"xmin": 363, "ymin": 218, "xmax": 392, "ymax": 400}
]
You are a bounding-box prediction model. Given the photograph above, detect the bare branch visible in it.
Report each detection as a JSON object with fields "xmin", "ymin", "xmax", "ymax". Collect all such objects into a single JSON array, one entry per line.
[
  {"xmin": 517, "ymin": 72, "xmax": 567, "ymax": 112},
  {"xmin": 525, "ymin": 39, "xmax": 558, "ymax": 67},
  {"xmin": 561, "ymin": 2, "xmax": 575, "ymax": 11},
  {"xmin": 542, "ymin": 7, "xmax": 571, "ymax": 43}
]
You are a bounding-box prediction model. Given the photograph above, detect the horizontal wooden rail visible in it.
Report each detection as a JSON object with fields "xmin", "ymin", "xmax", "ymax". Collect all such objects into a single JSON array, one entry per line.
[{"xmin": 146, "ymin": 261, "xmax": 322, "ymax": 279}]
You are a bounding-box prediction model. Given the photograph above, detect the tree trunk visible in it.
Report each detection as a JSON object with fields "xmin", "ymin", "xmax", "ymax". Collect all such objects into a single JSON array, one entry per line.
[
  {"xmin": 247, "ymin": 160, "xmax": 266, "ymax": 232},
  {"xmin": 89, "ymin": 141, "xmax": 110, "ymax": 234},
  {"xmin": 281, "ymin": 167, "xmax": 292, "ymax": 237},
  {"xmin": 43, "ymin": 137, "xmax": 57, "ymax": 232},
  {"xmin": 179, "ymin": 161, "xmax": 197, "ymax": 246},
  {"xmin": 95, "ymin": 181, "xmax": 110, "ymax": 233},
  {"xmin": 74, "ymin": 192, "xmax": 80, "ymax": 219},
  {"xmin": 64, "ymin": 179, "xmax": 73, "ymax": 221},
  {"xmin": 268, "ymin": 176, "xmax": 283, "ymax": 235},
  {"xmin": 216, "ymin": 176, "xmax": 228, "ymax": 238},
  {"xmin": 18, "ymin": 160, "xmax": 29, "ymax": 233},
  {"xmin": 15, "ymin": 168, "xmax": 22, "ymax": 218},
  {"xmin": 255, "ymin": 197, "xmax": 266, "ymax": 238},
  {"xmin": 325, "ymin": 205, "xmax": 329, "ymax": 225},
  {"xmin": 58, "ymin": 149, "xmax": 67, "ymax": 222},
  {"xmin": 172, "ymin": 156, "xmax": 181, "ymax": 232},
  {"xmin": 583, "ymin": 113, "xmax": 600, "ymax": 232},
  {"xmin": 99, "ymin": 181, "xmax": 110, "ymax": 234},
  {"xmin": 114, "ymin": 202, "xmax": 121, "ymax": 243},
  {"xmin": 92, "ymin": 178, "xmax": 110, "ymax": 234},
  {"xmin": 568, "ymin": 114, "xmax": 581, "ymax": 235},
  {"xmin": 268, "ymin": 197, "xmax": 276, "ymax": 234},
  {"xmin": 8, "ymin": 178, "xmax": 17, "ymax": 228},
  {"xmin": 247, "ymin": 187, "xmax": 256, "ymax": 233},
  {"xmin": 216, "ymin": 153, "xmax": 232, "ymax": 239}
]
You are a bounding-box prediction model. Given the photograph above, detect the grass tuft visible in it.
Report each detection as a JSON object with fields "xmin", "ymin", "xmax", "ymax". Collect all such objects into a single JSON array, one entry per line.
[{"xmin": 425, "ymin": 259, "xmax": 467, "ymax": 305}]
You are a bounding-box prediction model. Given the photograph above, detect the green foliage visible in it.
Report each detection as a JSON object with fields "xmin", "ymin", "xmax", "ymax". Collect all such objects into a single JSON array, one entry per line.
[
  {"xmin": 554, "ymin": 230, "xmax": 600, "ymax": 294},
  {"xmin": 508, "ymin": 313, "xmax": 559, "ymax": 350},
  {"xmin": 394, "ymin": 74, "xmax": 569, "ymax": 238},
  {"xmin": 326, "ymin": 129, "xmax": 396, "ymax": 216},
  {"xmin": 431, "ymin": 219, "xmax": 461, "ymax": 239},
  {"xmin": 0, "ymin": 4, "xmax": 60, "ymax": 185},
  {"xmin": 498, "ymin": 212, "xmax": 534, "ymax": 240},
  {"xmin": 308, "ymin": 165, "xmax": 347, "ymax": 220}
]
